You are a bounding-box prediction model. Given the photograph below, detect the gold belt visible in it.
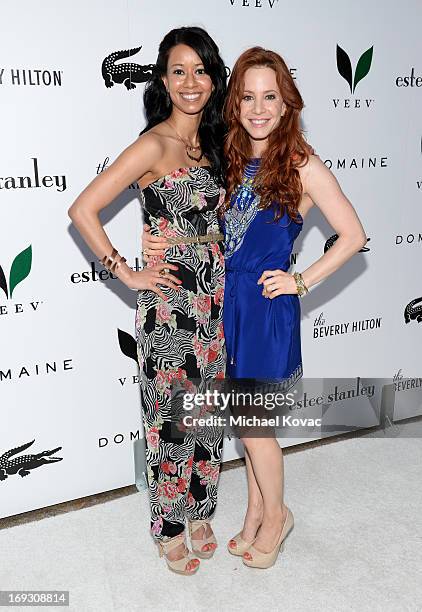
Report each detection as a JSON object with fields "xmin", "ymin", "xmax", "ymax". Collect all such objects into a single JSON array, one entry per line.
[{"xmin": 166, "ymin": 232, "xmax": 224, "ymax": 246}]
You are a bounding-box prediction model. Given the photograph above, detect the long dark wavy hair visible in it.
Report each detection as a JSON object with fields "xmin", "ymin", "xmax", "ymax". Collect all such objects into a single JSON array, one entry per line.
[{"xmin": 141, "ymin": 27, "xmax": 227, "ymax": 185}]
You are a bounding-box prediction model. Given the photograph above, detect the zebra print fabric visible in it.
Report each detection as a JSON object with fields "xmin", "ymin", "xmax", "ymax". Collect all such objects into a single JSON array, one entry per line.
[{"xmin": 135, "ymin": 166, "xmax": 226, "ymax": 540}]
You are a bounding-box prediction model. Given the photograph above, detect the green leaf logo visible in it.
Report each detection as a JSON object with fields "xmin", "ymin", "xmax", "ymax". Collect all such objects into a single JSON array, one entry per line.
[
  {"xmin": 0, "ymin": 264, "xmax": 8, "ymax": 299},
  {"xmin": 353, "ymin": 47, "xmax": 373, "ymax": 93},
  {"xmin": 336, "ymin": 45, "xmax": 353, "ymax": 93},
  {"xmin": 9, "ymin": 245, "xmax": 32, "ymax": 298},
  {"xmin": 337, "ymin": 44, "xmax": 373, "ymax": 93},
  {"xmin": 117, "ymin": 328, "xmax": 138, "ymax": 363}
]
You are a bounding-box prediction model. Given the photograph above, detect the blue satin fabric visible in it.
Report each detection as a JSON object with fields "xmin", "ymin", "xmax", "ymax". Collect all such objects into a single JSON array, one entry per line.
[{"xmin": 222, "ymin": 191, "xmax": 304, "ymax": 383}]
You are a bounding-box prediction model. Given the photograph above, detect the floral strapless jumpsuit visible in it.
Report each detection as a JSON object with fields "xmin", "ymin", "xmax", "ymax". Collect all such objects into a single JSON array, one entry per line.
[{"xmin": 135, "ymin": 166, "xmax": 226, "ymax": 541}]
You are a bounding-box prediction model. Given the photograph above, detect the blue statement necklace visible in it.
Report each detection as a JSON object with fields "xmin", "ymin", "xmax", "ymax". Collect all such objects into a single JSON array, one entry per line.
[{"xmin": 231, "ymin": 158, "xmax": 261, "ymax": 211}]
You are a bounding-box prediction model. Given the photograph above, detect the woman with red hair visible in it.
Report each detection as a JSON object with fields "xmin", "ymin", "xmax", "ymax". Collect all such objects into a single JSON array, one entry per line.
[{"xmin": 142, "ymin": 46, "xmax": 367, "ymax": 569}]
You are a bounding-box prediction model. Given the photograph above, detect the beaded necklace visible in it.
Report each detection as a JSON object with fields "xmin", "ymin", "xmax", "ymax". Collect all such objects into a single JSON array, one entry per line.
[
  {"xmin": 231, "ymin": 157, "xmax": 261, "ymax": 211},
  {"xmin": 224, "ymin": 158, "xmax": 262, "ymax": 260}
]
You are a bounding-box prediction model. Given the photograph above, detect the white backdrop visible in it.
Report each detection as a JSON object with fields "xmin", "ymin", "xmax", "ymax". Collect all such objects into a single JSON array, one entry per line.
[{"xmin": 1, "ymin": 0, "xmax": 421, "ymax": 519}]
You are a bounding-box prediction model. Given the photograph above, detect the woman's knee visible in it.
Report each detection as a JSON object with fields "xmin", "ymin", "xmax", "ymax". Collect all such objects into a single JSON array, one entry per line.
[{"xmin": 241, "ymin": 435, "xmax": 265, "ymax": 452}]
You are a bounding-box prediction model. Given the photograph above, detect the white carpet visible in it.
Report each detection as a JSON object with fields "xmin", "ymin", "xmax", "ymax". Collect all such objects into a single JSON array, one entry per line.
[{"xmin": 1, "ymin": 435, "xmax": 421, "ymax": 612}]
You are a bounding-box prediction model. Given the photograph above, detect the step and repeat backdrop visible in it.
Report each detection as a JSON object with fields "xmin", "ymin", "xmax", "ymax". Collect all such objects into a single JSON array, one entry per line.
[{"xmin": 1, "ymin": 0, "xmax": 421, "ymax": 518}]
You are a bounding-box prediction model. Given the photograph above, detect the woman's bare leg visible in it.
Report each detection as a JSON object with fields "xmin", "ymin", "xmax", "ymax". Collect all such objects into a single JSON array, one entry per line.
[
  {"xmin": 241, "ymin": 436, "xmax": 288, "ymax": 553},
  {"xmin": 240, "ymin": 447, "xmax": 264, "ymax": 541}
]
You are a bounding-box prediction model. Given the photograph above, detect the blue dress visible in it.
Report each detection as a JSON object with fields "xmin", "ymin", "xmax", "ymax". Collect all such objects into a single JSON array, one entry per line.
[{"xmin": 222, "ymin": 158, "xmax": 303, "ymax": 390}]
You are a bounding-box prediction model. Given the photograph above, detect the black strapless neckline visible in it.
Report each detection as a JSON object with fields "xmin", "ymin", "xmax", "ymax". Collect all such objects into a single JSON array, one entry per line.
[{"xmin": 142, "ymin": 165, "xmax": 212, "ymax": 191}]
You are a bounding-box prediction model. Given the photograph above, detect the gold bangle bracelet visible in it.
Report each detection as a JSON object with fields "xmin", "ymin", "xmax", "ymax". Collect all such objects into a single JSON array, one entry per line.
[
  {"xmin": 293, "ymin": 272, "xmax": 309, "ymax": 297},
  {"xmin": 99, "ymin": 247, "xmax": 127, "ymax": 273},
  {"xmin": 100, "ymin": 247, "xmax": 117, "ymax": 270},
  {"xmin": 113, "ymin": 256, "xmax": 127, "ymax": 273}
]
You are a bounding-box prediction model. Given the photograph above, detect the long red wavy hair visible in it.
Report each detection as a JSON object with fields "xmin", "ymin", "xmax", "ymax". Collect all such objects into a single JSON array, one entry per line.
[{"xmin": 222, "ymin": 47, "xmax": 312, "ymax": 222}]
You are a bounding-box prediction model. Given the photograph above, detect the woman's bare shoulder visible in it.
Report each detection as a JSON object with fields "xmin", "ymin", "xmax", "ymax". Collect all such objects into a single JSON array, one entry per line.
[
  {"xmin": 297, "ymin": 154, "xmax": 330, "ymax": 191},
  {"xmin": 135, "ymin": 128, "xmax": 166, "ymax": 157}
]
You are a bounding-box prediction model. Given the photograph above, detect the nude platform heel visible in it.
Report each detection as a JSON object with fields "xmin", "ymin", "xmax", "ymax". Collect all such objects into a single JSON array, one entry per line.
[
  {"xmin": 227, "ymin": 532, "xmax": 256, "ymax": 556},
  {"xmin": 242, "ymin": 507, "xmax": 294, "ymax": 569},
  {"xmin": 157, "ymin": 532, "xmax": 200, "ymax": 575},
  {"xmin": 188, "ymin": 519, "xmax": 218, "ymax": 559}
]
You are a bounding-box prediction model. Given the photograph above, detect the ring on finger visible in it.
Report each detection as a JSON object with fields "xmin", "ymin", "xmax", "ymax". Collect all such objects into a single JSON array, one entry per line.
[
  {"xmin": 142, "ymin": 248, "xmax": 148, "ymax": 256},
  {"xmin": 159, "ymin": 268, "xmax": 167, "ymax": 277}
]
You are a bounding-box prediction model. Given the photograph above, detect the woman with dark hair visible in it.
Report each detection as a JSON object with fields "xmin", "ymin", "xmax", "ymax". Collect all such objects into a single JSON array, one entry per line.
[
  {"xmin": 142, "ymin": 46, "xmax": 367, "ymax": 570},
  {"xmin": 68, "ymin": 26, "xmax": 228, "ymax": 575}
]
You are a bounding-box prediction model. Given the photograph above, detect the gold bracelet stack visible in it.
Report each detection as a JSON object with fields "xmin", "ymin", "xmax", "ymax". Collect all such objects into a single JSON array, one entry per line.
[
  {"xmin": 293, "ymin": 272, "xmax": 309, "ymax": 297},
  {"xmin": 99, "ymin": 247, "xmax": 126, "ymax": 274}
]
